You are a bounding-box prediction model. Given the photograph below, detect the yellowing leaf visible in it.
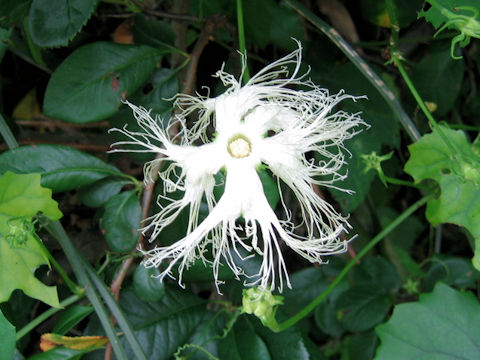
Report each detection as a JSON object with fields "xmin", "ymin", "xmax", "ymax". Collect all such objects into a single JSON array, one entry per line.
[
  {"xmin": 40, "ymin": 333, "xmax": 109, "ymax": 352},
  {"xmin": 12, "ymin": 88, "xmax": 41, "ymax": 120},
  {"xmin": 0, "ymin": 172, "xmax": 62, "ymax": 307}
]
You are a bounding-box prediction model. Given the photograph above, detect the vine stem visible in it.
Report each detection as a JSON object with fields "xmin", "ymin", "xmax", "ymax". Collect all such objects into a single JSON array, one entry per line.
[
  {"xmin": 385, "ymin": 0, "xmax": 460, "ymax": 154},
  {"xmin": 384, "ymin": 176, "xmax": 421, "ymax": 188},
  {"xmin": 15, "ymin": 294, "xmax": 83, "ymax": 341},
  {"xmin": 285, "ymin": 0, "xmax": 421, "ymax": 142},
  {"xmin": 236, "ymin": 0, "xmax": 250, "ymax": 83},
  {"xmin": 272, "ymin": 194, "xmax": 432, "ymax": 332}
]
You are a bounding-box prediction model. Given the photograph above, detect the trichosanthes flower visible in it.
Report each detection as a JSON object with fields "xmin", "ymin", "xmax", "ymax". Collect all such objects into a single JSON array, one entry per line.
[{"xmin": 110, "ymin": 43, "xmax": 366, "ymax": 292}]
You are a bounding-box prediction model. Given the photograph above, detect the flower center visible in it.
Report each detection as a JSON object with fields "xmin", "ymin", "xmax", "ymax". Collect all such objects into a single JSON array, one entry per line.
[{"xmin": 227, "ymin": 134, "xmax": 252, "ymax": 158}]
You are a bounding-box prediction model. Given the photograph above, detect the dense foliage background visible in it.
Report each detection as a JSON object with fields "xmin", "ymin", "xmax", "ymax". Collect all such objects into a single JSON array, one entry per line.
[{"xmin": 1, "ymin": 0, "xmax": 480, "ymax": 359}]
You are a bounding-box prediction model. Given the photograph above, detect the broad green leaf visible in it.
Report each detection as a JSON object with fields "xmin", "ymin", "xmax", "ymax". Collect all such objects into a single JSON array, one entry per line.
[
  {"xmin": 411, "ymin": 45, "xmax": 464, "ymax": 115},
  {"xmin": 424, "ymin": 256, "xmax": 480, "ymax": 291},
  {"xmin": 109, "ymin": 67, "xmax": 178, "ymax": 162},
  {"xmin": 375, "ymin": 283, "xmax": 480, "ymax": 359},
  {"xmin": 138, "ymin": 68, "xmax": 178, "ymax": 114},
  {"xmin": 0, "ymin": 0, "xmax": 30, "ymax": 26},
  {"xmin": 343, "ymin": 331, "xmax": 378, "ymax": 360},
  {"xmin": 0, "ymin": 145, "xmax": 121, "ymax": 192},
  {"xmin": 0, "ymin": 27, "xmax": 12, "ymax": 62},
  {"xmin": 315, "ymin": 299, "xmax": 344, "ymax": 337},
  {"xmin": 404, "ymin": 126, "xmax": 480, "ymax": 269},
  {"xmin": 53, "ymin": 305, "xmax": 94, "ymax": 335},
  {"xmin": 282, "ymin": 265, "xmax": 348, "ymax": 316},
  {"xmin": 0, "ymin": 308, "xmax": 15, "ymax": 360},
  {"xmin": 132, "ymin": 14, "xmax": 175, "ymax": 50},
  {"xmin": 375, "ymin": 206, "xmax": 425, "ymax": 250},
  {"xmin": 44, "ymin": 42, "xmax": 162, "ymax": 123},
  {"xmin": 335, "ymin": 284, "xmax": 391, "ymax": 332},
  {"xmin": 100, "ymin": 191, "xmax": 141, "ymax": 253},
  {"xmin": 0, "ymin": 172, "xmax": 62, "ymax": 307},
  {"xmin": 419, "ymin": 0, "xmax": 480, "ymax": 59},
  {"xmin": 174, "ymin": 259, "xmax": 234, "ymax": 283},
  {"xmin": 243, "ymin": 0, "xmax": 303, "ymax": 50},
  {"xmin": 312, "ymin": 62, "xmax": 399, "ymax": 212},
  {"xmin": 78, "ymin": 177, "xmax": 125, "ymax": 208},
  {"xmin": 218, "ymin": 317, "xmax": 270, "ymax": 360},
  {"xmin": 419, "ymin": 0, "xmax": 479, "ymax": 29},
  {"xmin": 133, "ymin": 265, "xmax": 166, "ymax": 302},
  {"xmin": 28, "ymin": 0, "xmax": 98, "ymax": 48},
  {"xmin": 28, "ymin": 347, "xmax": 87, "ymax": 360},
  {"xmin": 119, "ymin": 286, "xmax": 206, "ymax": 359},
  {"xmin": 252, "ymin": 318, "xmax": 310, "ymax": 360},
  {"xmin": 353, "ymin": 256, "xmax": 401, "ymax": 291}
]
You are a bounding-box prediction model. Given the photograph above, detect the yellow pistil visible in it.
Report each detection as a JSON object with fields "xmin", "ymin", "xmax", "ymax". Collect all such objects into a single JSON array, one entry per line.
[{"xmin": 227, "ymin": 134, "xmax": 251, "ymax": 158}]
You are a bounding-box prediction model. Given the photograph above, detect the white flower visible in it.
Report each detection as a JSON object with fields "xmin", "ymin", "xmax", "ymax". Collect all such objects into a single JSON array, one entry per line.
[{"xmin": 110, "ymin": 42, "xmax": 366, "ymax": 292}]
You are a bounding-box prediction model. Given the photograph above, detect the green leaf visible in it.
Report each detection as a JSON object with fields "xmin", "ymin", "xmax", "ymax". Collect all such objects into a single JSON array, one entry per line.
[
  {"xmin": 109, "ymin": 68, "xmax": 178, "ymax": 162},
  {"xmin": 0, "ymin": 27, "xmax": 12, "ymax": 62},
  {"xmin": 28, "ymin": 0, "xmax": 98, "ymax": 48},
  {"xmin": 119, "ymin": 286, "xmax": 206, "ymax": 359},
  {"xmin": 252, "ymin": 318, "xmax": 310, "ymax": 360},
  {"xmin": 375, "ymin": 283, "xmax": 480, "ymax": 359},
  {"xmin": 0, "ymin": 0, "xmax": 30, "ymax": 26},
  {"xmin": 133, "ymin": 265, "xmax": 166, "ymax": 302},
  {"xmin": 44, "ymin": 42, "xmax": 162, "ymax": 123},
  {"xmin": 419, "ymin": 0, "xmax": 479, "ymax": 29},
  {"xmin": 174, "ymin": 259, "xmax": 234, "ymax": 283},
  {"xmin": 0, "ymin": 145, "xmax": 121, "ymax": 192},
  {"xmin": 0, "ymin": 172, "xmax": 62, "ymax": 308},
  {"xmin": 404, "ymin": 126, "xmax": 480, "ymax": 269},
  {"xmin": 376, "ymin": 206, "xmax": 425, "ymax": 250},
  {"xmin": 218, "ymin": 317, "xmax": 270, "ymax": 360},
  {"xmin": 411, "ymin": 45, "xmax": 464, "ymax": 115},
  {"xmin": 313, "ymin": 62, "xmax": 399, "ymax": 212},
  {"xmin": 78, "ymin": 177, "xmax": 125, "ymax": 208},
  {"xmin": 424, "ymin": 256, "xmax": 480, "ymax": 291},
  {"xmin": 0, "ymin": 308, "xmax": 15, "ymax": 360},
  {"xmin": 243, "ymin": 0, "xmax": 303, "ymax": 50},
  {"xmin": 282, "ymin": 265, "xmax": 348, "ymax": 316},
  {"xmin": 53, "ymin": 305, "xmax": 94, "ymax": 335},
  {"xmin": 335, "ymin": 284, "xmax": 391, "ymax": 332},
  {"xmin": 100, "ymin": 191, "xmax": 141, "ymax": 253},
  {"xmin": 344, "ymin": 330, "xmax": 378, "ymax": 360},
  {"xmin": 315, "ymin": 299, "xmax": 344, "ymax": 337},
  {"xmin": 353, "ymin": 256, "xmax": 401, "ymax": 291},
  {"xmin": 132, "ymin": 14, "xmax": 175, "ymax": 50},
  {"xmin": 28, "ymin": 347, "xmax": 87, "ymax": 360}
]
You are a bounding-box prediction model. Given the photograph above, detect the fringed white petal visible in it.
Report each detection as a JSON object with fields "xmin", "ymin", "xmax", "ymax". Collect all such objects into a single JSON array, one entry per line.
[{"xmin": 111, "ymin": 41, "xmax": 367, "ymax": 292}]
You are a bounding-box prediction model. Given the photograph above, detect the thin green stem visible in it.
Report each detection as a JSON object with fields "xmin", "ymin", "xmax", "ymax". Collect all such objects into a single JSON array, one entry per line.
[
  {"xmin": 16, "ymin": 294, "xmax": 83, "ymax": 341},
  {"xmin": 385, "ymin": 0, "xmax": 460, "ymax": 154},
  {"xmin": 82, "ymin": 259, "xmax": 148, "ymax": 360},
  {"xmin": 285, "ymin": 0, "xmax": 421, "ymax": 142},
  {"xmin": 273, "ymin": 194, "xmax": 432, "ymax": 332},
  {"xmin": 46, "ymin": 222, "xmax": 128, "ymax": 360},
  {"xmin": 236, "ymin": 0, "xmax": 250, "ymax": 83},
  {"xmin": 32, "ymin": 232, "xmax": 83, "ymax": 295},
  {"xmin": 395, "ymin": 61, "xmax": 438, "ymax": 127},
  {"xmin": 384, "ymin": 176, "xmax": 421, "ymax": 188}
]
